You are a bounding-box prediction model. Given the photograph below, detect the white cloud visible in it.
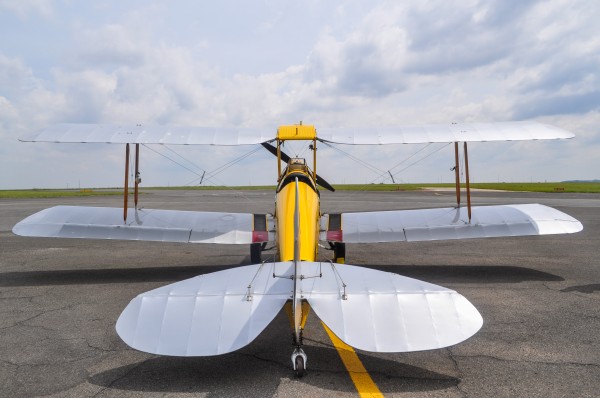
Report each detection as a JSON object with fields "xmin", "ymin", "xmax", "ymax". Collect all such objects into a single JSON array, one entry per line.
[
  {"xmin": 0, "ymin": 0, "xmax": 54, "ymax": 19},
  {"xmin": 1, "ymin": 1, "xmax": 599, "ymax": 189}
]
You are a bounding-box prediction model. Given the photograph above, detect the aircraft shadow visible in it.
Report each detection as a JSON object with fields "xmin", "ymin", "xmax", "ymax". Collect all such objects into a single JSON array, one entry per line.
[
  {"xmin": 0, "ymin": 265, "xmax": 228, "ymax": 287},
  {"xmin": 361, "ymin": 264, "xmax": 563, "ymax": 284},
  {"xmin": 561, "ymin": 283, "xmax": 600, "ymax": 293},
  {"xmin": 0, "ymin": 263, "xmax": 562, "ymax": 287},
  {"xmin": 88, "ymin": 311, "xmax": 458, "ymax": 395}
]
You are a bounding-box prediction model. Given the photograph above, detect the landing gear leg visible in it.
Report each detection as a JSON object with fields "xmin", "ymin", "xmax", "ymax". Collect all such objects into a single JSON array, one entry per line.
[
  {"xmin": 333, "ymin": 242, "xmax": 345, "ymax": 264},
  {"xmin": 250, "ymin": 243, "xmax": 262, "ymax": 263}
]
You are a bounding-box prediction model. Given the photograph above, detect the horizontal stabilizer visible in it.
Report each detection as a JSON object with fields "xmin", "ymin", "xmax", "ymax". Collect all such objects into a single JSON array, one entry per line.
[
  {"xmin": 301, "ymin": 262, "xmax": 483, "ymax": 352},
  {"xmin": 116, "ymin": 261, "xmax": 483, "ymax": 355},
  {"xmin": 322, "ymin": 204, "xmax": 582, "ymax": 243},
  {"xmin": 13, "ymin": 206, "xmax": 274, "ymax": 244},
  {"xmin": 116, "ymin": 263, "xmax": 293, "ymax": 355},
  {"xmin": 318, "ymin": 121, "xmax": 573, "ymax": 144}
]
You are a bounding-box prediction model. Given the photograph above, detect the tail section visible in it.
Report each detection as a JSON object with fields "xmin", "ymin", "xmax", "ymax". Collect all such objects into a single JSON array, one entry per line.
[{"xmin": 116, "ymin": 261, "xmax": 482, "ymax": 356}]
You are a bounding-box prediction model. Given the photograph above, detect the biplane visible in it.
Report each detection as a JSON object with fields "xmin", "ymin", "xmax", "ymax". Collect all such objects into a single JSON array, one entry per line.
[{"xmin": 13, "ymin": 122, "xmax": 582, "ymax": 376}]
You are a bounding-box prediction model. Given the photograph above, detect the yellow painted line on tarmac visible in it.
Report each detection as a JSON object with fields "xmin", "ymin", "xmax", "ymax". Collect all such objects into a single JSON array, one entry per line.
[{"xmin": 321, "ymin": 321, "xmax": 384, "ymax": 398}]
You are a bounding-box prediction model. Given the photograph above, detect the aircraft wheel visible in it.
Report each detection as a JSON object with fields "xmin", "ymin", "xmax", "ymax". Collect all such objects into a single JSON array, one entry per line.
[
  {"xmin": 333, "ymin": 242, "xmax": 345, "ymax": 264},
  {"xmin": 250, "ymin": 243, "xmax": 262, "ymax": 263},
  {"xmin": 295, "ymin": 355, "xmax": 305, "ymax": 378}
]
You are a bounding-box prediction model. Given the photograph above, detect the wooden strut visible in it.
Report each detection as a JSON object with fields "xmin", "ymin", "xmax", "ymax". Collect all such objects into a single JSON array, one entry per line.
[
  {"xmin": 134, "ymin": 143, "xmax": 140, "ymax": 208},
  {"xmin": 464, "ymin": 142, "xmax": 472, "ymax": 222},
  {"xmin": 454, "ymin": 142, "xmax": 461, "ymax": 207},
  {"xmin": 277, "ymin": 140, "xmax": 282, "ymax": 180},
  {"xmin": 312, "ymin": 138, "xmax": 317, "ymax": 181},
  {"xmin": 123, "ymin": 143, "xmax": 129, "ymax": 223}
]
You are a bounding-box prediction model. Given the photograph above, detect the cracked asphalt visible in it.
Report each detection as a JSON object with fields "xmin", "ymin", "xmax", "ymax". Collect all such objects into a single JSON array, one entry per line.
[{"xmin": 1, "ymin": 189, "xmax": 599, "ymax": 397}]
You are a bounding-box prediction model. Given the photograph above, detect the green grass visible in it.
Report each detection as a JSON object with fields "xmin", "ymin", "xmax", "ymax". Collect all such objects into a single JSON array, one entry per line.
[
  {"xmin": 3, "ymin": 182, "xmax": 599, "ymax": 198},
  {"xmin": 460, "ymin": 182, "xmax": 600, "ymax": 193},
  {"xmin": 333, "ymin": 182, "xmax": 600, "ymax": 193},
  {"xmin": 146, "ymin": 185, "xmax": 276, "ymax": 191},
  {"xmin": 0, "ymin": 189, "xmax": 124, "ymax": 199}
]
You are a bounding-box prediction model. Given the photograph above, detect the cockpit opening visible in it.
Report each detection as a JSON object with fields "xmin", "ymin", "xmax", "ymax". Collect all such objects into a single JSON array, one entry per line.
[{"xmin": 288, "ymin": 158, "xmax": 308, "ymax": 172}]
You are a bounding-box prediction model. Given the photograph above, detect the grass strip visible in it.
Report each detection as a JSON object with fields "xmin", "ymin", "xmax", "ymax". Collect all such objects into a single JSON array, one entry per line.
[{"xmin": 3, "ymin": 182, "xmax": 599, "ymax": 198}]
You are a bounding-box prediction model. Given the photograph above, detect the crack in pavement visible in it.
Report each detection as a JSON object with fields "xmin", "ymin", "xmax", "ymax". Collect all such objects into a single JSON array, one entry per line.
[
  {"xmin": 91, "ymin": 360, "xmax": 148, "ymax": 398},
  {"xmin": 0, "ymin": 303, "xmax": 75, "ymax": 331},
  {"xmin": 452, "ymin": 353, "xmax": 600, "ymax": 368},
  {"xmin": 447, "ymin": 347, "xmax": 467, "ymax": 398}
]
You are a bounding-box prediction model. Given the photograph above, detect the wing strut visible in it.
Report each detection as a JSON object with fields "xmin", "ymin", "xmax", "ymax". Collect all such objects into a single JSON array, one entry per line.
[
  {"xmin": 464, "ymin": 142, "xmax": 472, "ymax": 222},
  {"xmin": 453, "ymin": 142, "xmax": 472, "ymax": 222},
  {"xmin": 134, "ymin": 143, "xmax": 140, "ymax": 208},
  {"xmin": 123, "ymin": 144, "xmax": 129, "ymax": 223},
  {"xmin": 454, "ymin": 142, "xmax": 461, "ymax": 207}
]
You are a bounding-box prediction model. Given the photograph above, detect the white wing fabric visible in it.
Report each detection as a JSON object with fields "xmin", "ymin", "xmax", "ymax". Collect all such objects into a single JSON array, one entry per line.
[
  {"xmin": 20, "ymin": 121, "xmax": 573, "ymax": 146},
  {"xmin": 322, "ymin": 204, "xmax": 582, "ymax": 243},
  {"xmin": 301, "ymin": 262, "xmax": 482, "ymax": 352},
  {"xmin": 12, "ymin": 206, "xmax": 274, "ymax": 244},
  {"xmin": 116, "ymin": 261, "xmax": 482, "ymax": 355},
  {"xmin": 116, "ymin": 263, "xmax": 293, "ymax": 356},
  {"xmin": 318, "ymin": 121, "xmax": 573, "ymax": 144},
  {"xmin": 20, "ymin": 124, "xmax": 274, "ymax": 145}
]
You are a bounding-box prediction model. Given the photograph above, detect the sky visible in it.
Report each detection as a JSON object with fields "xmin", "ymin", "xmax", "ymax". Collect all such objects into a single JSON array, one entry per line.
[{"xmin": 0, "ymin": 0, "xmax": 599, "ymax": 189}]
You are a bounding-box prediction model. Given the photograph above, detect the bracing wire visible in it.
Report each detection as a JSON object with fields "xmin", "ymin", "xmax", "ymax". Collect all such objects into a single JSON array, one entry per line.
[
  {"xmin": 321, "ymin": 141, "xmax": 451, "ymax": 185},
  {"xmin": 140, "ymin": 143, "xmax": 266, "ymax": 203},
  {"xmin": 162, "ymin": 145, "xmax": 206, "ymax": 174},
  {"xmin": 387, "ymin": 143, "xmax": 432, "ymax": 174},
  {"xmin": 141, "ymin": 144, "xmax": 205, "ymax": 178},
  {"xmin": 389, "ymin": 142, "xmax": 452, "ymax": 181},
  {"xmin": 320, "ymin": 141, "xmax": 387, "ymax": 175}
]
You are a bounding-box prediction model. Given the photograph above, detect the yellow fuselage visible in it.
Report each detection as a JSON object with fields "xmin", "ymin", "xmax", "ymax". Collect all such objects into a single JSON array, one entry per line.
[{"xmin": 275, "ymin": 171, "xmax": 320, "ymax": 261}]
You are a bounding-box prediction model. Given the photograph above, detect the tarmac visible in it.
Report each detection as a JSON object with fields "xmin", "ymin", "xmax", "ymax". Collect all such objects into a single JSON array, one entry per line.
[{"xmin": 1, "ymin": 189, "xmax": 599, "ymax": 397}]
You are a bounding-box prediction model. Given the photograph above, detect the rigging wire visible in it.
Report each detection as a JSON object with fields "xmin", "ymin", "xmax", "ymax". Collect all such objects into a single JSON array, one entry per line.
[
  {"xmin": 206, "ymin": 145, "xmax": 263, "ymax": 178},
  {"xmin": 389, "ymin": 142, "xmax": 452, "ymax": 181},
  {"xmin": 140, "ymin": 144, "xmax": 266, "ymax": 203},
  {"xmin": 387, "ymin": 143, "xmax": 432, "ymax": 174},
  {"xmin": 141, "ymin": 144, "xmax": 205, "ymax": 178},
  {"xmin": 320, "ymin": 141, "xmax": 387, "ymax": 175},
  {"xmin": 321, "ymin": 141, "xmax": 453, "ymax": 212},
  {"xmin": 162, "ymin": 145, "xmax": 206, "ymax": 174}
]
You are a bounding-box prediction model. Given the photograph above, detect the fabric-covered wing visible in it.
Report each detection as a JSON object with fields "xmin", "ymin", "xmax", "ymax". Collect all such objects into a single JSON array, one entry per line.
[
  {"xmin": 20, "ymin": 123, "xmax": 274, "ymax": 145},
  {"xmin": 13, "ymin": 206, "xmax": 274, "ymax": 244},
  {"xmin": 321, "ymin": 204, "xmax": 582, "ymax": 243},
  {"xmin": 301, "ymin": 262, "xmax": 482, "ymax": 352},
  {"xmin": 116, "ymin": 262, "xmax": 293, "ymax": 356},
  {"xmin": 318, "ymin": 121, "xmax": 573, "ymax": 144}
]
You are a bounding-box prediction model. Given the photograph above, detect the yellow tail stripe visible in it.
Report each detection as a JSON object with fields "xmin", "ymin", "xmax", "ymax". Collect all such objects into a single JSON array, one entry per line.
[{"xmin": 321, "ymin": 322, "xmax": 384, "ymax": 398}]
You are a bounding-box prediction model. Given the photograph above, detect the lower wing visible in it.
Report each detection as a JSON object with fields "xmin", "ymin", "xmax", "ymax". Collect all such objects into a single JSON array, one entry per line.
[
  {"xmin": 12, "ymin": 205, "xmax": 274, "ymax": 244},
  {"xmin": 322, "ymin": 204, "xmax": 582, "ymax": 243}
]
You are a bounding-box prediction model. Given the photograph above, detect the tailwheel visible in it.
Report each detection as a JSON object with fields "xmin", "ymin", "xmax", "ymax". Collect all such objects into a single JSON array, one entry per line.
[
  {"xmin": 250, "ymin": 243, "xmax": 262, "ymax": 263},
  {"xmin": 333, "ymin": 242, "xmax": 345, "ymax": 264},
  {"xmin": 295, "ymin": 355, "xmax": 305, "ymax": 377},
  {"xmin": 291, "ymin": 347, "xmax": 307, "ymax": 378}
]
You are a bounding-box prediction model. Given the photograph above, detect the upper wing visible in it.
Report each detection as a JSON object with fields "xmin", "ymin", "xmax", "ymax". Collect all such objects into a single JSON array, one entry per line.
[
  {"xmin": 20, "ymin": 121, "xmax": 573, "ymax": 146},
  {"xmin": 20, "ymin": 124, "xmax": 274, "ymax": 145},
  {"xmin": 13, "ymin": 206, "xmax": 274, "ymax": 244},
  {"xmin": 318, "ymin": 121, "xmax": 573, "ymax": 144},
  {"xmin": 321, "ymin": 204, "xmax": 582, "ymax": 243}
]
